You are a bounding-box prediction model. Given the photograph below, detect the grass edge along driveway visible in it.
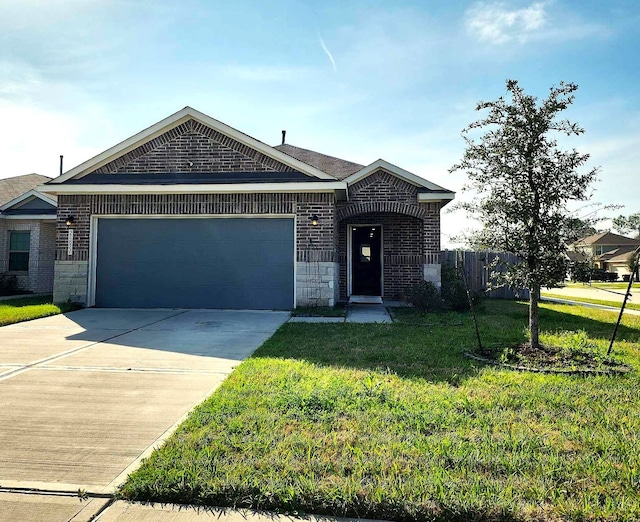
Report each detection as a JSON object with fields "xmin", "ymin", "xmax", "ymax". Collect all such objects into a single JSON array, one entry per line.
[
  {"xmin": 0, "ymin": 295, "xmax": 80, "ymax": 327},
  {"xmin": 120, "ymin": 301, "xmax": 640, "ymax": 522}
]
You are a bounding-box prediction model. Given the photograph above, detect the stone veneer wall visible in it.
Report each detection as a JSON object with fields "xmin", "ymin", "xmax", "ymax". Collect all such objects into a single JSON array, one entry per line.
[{"xmin": 53, "ymin": 193, "xmax": 338, "ymax": 307}]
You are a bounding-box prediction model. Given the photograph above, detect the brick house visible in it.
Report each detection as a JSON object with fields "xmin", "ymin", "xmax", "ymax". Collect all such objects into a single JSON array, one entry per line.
[
  {"xmin": 40, "ymin": 107, "xmax": 454, "ymax": 309},
  {"xmin": 0, "ymin": 174, "xmax": 57, "ymax": 294},
  {"xmin": 572, "ymin": 232, "xmax": 640, "ymax": 279}
]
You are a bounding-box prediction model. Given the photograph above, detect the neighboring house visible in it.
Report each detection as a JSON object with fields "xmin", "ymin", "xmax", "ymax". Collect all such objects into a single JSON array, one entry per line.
[
  {"xmin": 0, "ymin": 174, "xmax": 57, "ymax": 293},
  {"xmin": 572, "ymin": 232, "xmax": 640, "ymax": 278},
  {"xmin": 40, "ymin": 107, "xmax": 454, "ymax": 309}
]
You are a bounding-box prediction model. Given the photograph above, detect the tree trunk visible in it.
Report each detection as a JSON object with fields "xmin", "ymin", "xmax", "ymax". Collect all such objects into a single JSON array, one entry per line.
[{"xmin": 529, "ymin": 285, "xmax": 540, "ymax": 348}]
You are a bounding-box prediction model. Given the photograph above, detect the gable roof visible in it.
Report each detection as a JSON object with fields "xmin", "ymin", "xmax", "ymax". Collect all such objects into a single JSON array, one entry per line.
[
  {"xmin": 605, "ymin": 247, "xmax": 639, "ymax": 264},
  {"xmin": 48, "ymin": 107, "xmax": 337, "ymax": 184},
  {"xmin": 274, "ymin": 144, "xmax": 363, "ymax": 180},
  {"xmin": 0, "ymin": 189, "xmax": 57, "ymax": 212},
  {"xmin": 274, "ymin": 146, "xmax": 455, "ymax": 205},
  {"xmin": 345, "ymin": 159, "xmax": 455, "ymax": 205},
  {"xmin": 576, "ymin": 232, "xmax": 640, "ymax": 247},
  {"xmin": 0, "ymin": 174, "xmax": 52, "ymax": 207}
]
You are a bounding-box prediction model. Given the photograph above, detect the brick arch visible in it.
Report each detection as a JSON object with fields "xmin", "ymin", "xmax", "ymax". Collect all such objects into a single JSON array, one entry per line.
[{"xmin": 336, "ymin": 201, "xmax": 428, "ymax": 221}]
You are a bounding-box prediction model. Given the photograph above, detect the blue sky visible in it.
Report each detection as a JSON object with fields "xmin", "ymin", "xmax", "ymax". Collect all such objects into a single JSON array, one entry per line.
[{"xmin": 1, "ymin": 0, "xmax": 638, "ymax": 244}]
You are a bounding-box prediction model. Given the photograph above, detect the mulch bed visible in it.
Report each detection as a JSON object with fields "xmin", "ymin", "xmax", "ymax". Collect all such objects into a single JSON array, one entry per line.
[{"xmin": 465, "ymin": 343, "xmax": 632, "ymax": 375}]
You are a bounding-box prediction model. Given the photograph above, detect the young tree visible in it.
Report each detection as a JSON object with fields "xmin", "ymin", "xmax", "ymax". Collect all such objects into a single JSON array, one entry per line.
[{"xmin": 451, "ymin": 80, "xmax": 598, "ymax": 348}]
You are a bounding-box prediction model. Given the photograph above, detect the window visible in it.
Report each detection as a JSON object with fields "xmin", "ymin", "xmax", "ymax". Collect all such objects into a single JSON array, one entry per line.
[
  {"xmin": 9, "ymin": 231, "xmax": 30, "ymax": 271},
  {"xmin": 595, "ymin": 245, "xmax": 615, "ymax": 256},
  {"xmin": 360, "ymin": 245, "xmax": 371, "ymax": 262}
]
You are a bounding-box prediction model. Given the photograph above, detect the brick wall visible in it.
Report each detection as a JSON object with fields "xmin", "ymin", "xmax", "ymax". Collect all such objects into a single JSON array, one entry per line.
[
  {"xmin": 338, "ymin": 214, "xmax": 424, "ymax": 299},
  {"xmin": 37, "ymin": 222, "xmax": 56, "ymax": 292},
  {"xmin": 56, "ymin": 193, "xmax": 336, "ymax": 263},
  {"xmin": 93, "ymin": 120, "xmax": 298, "ymax": 175},
  {"xmin": 336, "ymin": 169, "xmax": 443, "ymax": 299},
  {"xmin": 0, "ymin": 219, "xmax": 56, "ymax": 293},
  {"xmin": 349, "ymin": 170, "xmax": 418, "ymax": 204}
]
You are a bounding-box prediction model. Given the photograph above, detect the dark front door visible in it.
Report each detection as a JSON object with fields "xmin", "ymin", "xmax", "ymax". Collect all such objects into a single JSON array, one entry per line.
[{"xmin": 351, "ymin": 225, "xmax": 382, "ymax": 296}]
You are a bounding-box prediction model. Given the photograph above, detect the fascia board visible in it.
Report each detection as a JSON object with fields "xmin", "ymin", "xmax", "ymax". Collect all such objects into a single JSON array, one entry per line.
[
  {"xmin": 38, "ymin": 181, "xmax": 348, "ymax": 196},
  {"xmin": 1, "ymin": 214, "xmax": 56, "ymax": 220},
  {"xmin": 418, "ymin": 192, "xmax": 456, "ymax": 206},
  {"xmin": 50, "ymin": 107, "xmax": 335, "ymax": 184},
  {"xmin": 0, "ymin": 189, "xmax": 58, "ymax": 211},
  {"xmin": 346, "ymin": 159, "xmax": 455, "ymax": 193}
]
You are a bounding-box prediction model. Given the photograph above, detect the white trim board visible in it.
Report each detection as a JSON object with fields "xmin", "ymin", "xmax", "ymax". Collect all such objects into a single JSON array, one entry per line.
[
  {"xmin": 345, "ymin": 159, "xmax": 455, "ymax": 194},
  {"xmin": 0, "ymin": 189, "xmax": 57, "ymax": 211},
  {"xmin": 50, "ymin": 107, "xmax": 336, "ymax": 184},
  {"xmin": 39, "ymin": 181, "xmax": 347, "ymax": 196},
  {"xmin": 1, "ymin": 215, "xmax": 56, "ymax": 220}
]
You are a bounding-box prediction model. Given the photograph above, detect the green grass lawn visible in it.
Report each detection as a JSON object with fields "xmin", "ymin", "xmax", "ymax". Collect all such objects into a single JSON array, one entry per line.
[
  {"xmin": 563, "ymin": 282, "xmax": 640, "ymax": 290},
  {"xmin": 0, "ymin": 295, "xmax": 80, "ymax": 326},
  {"xmin": 120, "ymin": 301, "xmax": 640, "ymax": 521},
  {"xmin": 541, "ymin": 292, "xmax": 640, "ymax": 312}
]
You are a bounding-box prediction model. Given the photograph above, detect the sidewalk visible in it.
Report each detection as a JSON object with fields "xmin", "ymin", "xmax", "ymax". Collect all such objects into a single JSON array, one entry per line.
[
  {"xmin": 97, "ymin": 501, "xmax": 383, "ymax": 522},
  {"xmin": 541, "ymin": 295, "xmax": 640, "ymax": 316},
  {"xmin": 542, "ymin": 285, "xmax": 637, "ymax": 304}
]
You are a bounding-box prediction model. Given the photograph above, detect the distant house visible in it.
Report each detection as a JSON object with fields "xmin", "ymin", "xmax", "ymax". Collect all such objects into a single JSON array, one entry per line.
[
  {"xmin": 0, "ymin": 174, "xmax": 57, "ymax": 293},
  {"xmin": 571, "ymin": 232, "xmax": 640, "ymax": 278}
]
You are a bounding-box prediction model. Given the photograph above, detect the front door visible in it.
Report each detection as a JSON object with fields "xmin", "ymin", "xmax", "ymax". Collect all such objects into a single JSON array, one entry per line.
[{"xmin": 351, "ymin": 225, "xmax": 382, "ymax": 296}]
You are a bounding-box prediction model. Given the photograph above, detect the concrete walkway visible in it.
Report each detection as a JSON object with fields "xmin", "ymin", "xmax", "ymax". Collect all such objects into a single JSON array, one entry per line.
[
  {"xmin": 289, "ymin": 304, "xmax": 392, "ymax": 324},
  {"xmin": 346, "ymin": 304, "xmax": 392, "ymax": 323},
  {"xmin": 0, "ymin": 308, "xmax": 289, "ymax": 521}
]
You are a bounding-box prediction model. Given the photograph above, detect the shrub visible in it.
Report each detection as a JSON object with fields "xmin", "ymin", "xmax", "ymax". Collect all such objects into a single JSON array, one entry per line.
[
  {"xmin": 441, "ymin": 262, "xmax": 470, "ymax": 312},
  {"xmin": 571, "ymin": 261, "xmax": 592, "ymax": 283},
  {"xmin": 405, "ymin": 280, "xmax": 443, "ymax": 313},
  {"xmin": 0, "ymin": 273, "xmax": 18, "ymax": 296}
]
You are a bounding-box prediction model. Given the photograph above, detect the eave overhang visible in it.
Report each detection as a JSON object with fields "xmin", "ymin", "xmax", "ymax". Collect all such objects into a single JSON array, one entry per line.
[{"xmin": 39, "ymin": 181, "xmax": 349, "ymax": 200}]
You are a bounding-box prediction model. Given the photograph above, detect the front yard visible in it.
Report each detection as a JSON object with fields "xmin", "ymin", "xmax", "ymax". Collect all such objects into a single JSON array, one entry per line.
[
  {"xmin": 0, "ymin": 295, "xmax": 80, "ymax": 327},
  {"xmin": 120, "ymin": 301, "xmax": 640, "ymax": 521}
]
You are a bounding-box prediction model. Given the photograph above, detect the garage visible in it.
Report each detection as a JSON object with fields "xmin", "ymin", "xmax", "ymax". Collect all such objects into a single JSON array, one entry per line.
[{"xmin": 94, "ymin": 217, "xmax": 294, "ymax": 309}]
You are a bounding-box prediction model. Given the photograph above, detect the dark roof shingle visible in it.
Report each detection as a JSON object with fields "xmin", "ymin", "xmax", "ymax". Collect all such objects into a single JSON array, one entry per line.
[{"xmin": 274, "ymin": 144, "xmax": 363, "ymax": 180}]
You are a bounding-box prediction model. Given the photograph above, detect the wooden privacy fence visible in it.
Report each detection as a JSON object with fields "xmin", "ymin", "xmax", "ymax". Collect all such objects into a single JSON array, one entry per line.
[{"xmin": 441, "ymin": 250, "xmax": 530, "ymax": 300}]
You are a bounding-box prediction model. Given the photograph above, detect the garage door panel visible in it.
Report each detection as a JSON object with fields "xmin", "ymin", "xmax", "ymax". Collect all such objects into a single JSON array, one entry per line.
[{"xmin": 95, "ymin": 218, "xmax": 294, "ymax": 309}]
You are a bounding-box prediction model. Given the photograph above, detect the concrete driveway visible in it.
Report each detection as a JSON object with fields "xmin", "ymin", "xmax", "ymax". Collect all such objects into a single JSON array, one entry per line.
[{"xmin": 0, "ymin": 308, "xmax": 288, "ymax": 504}]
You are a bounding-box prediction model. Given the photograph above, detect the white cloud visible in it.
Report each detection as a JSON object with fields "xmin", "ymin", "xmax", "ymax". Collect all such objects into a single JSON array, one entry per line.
[
  {"xmin": 466, "ymin": 1, "xmax": 547, "ymax": 44},
  {"xmin": 318, "ymin": 34, "xmax": 337, "ymax": 74}
]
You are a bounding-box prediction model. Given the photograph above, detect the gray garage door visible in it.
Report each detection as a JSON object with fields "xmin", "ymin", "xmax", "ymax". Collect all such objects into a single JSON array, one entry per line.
[{"xmin": 95, "ymin": 218, "xmax": 294, "ymax": 309}]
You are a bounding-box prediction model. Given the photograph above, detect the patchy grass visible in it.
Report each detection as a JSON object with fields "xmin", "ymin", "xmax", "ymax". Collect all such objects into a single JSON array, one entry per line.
[
  {"xmin": 542, "ymin": 292, "xmax": 640, "ymax": 311},
  {"xmin": 0, "ymin": 295, "xmax": 81, "ymax": 326},
  {"xmin": 290, "ymin": 305, "xmax": 347, "ymax": 317},
  {"xmin": 120, "ymin": 301, "xmax": 640, "ymax": 521},
  {"xmin": 389, "ymin": 306, "xmax": 467, "ymax": 326}
]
